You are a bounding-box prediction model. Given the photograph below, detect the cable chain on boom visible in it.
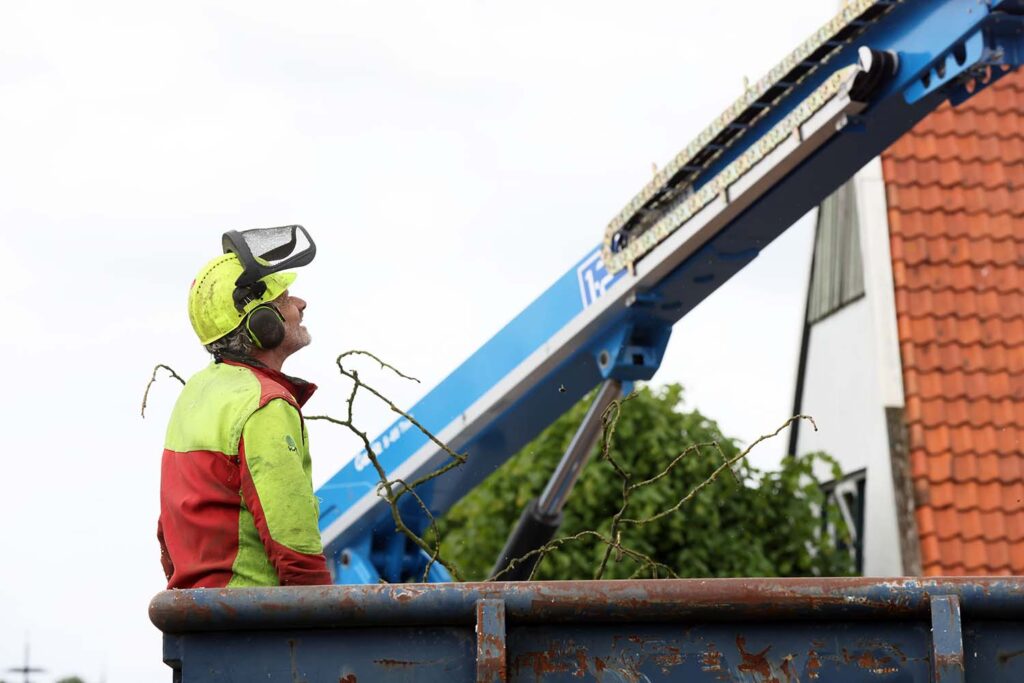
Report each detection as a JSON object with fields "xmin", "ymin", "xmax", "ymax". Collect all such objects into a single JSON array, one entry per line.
[
  {"xmin": 601, "ymin": 0, "xmax": 903, "ymax": 273},
  {"xmin": 604, "ymin": 64, "xmax": 859, "ymax": 274}
]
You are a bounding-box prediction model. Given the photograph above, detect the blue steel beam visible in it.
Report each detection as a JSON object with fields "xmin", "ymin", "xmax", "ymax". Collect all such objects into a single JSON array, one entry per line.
[{"xmin": 317, "ymin": 0, "xmax": 1024, "ymax": 582}]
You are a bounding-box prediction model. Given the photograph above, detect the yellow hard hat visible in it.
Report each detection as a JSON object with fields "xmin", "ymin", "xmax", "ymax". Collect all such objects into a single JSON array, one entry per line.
[{"xmin": 188, "ymin": 254, "xmax": 296, "ymax": 345}]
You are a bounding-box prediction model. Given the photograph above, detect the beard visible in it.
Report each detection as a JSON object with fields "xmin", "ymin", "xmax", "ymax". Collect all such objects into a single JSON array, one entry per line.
[{"xmin": 281, "ymin": 324, "xmax": 311, "ymax": 355}]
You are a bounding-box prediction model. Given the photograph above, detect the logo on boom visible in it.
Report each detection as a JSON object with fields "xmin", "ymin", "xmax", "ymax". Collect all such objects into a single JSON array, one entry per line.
[
  {"xmin": 353, "ymin": 417, "xmax": 414, "ymax": 471},
  {"xmin": 577, "ymin": 247, "xmax": 625, "ymax": 308}
]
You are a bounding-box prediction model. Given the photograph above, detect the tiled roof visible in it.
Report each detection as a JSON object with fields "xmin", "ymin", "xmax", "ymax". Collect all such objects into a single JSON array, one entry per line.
[{"xmin": 882, "ymin": 70, "xmax": 1024, "ymax": 576}]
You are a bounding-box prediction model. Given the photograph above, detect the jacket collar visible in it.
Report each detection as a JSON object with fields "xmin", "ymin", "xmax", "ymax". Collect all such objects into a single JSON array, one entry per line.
[{"xmin": 220, "ymin": 357, "xmax": 318, "ymax": 407}]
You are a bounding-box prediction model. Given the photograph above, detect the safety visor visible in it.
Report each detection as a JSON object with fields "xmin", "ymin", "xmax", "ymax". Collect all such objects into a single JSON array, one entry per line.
[{"xmin": 222, "ymin": 224, "xmax": 316, "ymax": 310}]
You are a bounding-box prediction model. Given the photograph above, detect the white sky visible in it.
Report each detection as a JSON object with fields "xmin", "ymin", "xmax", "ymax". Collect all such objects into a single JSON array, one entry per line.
[{"xmin": 0, "ymin": 2, "xmax": 837, "ymax": 680}]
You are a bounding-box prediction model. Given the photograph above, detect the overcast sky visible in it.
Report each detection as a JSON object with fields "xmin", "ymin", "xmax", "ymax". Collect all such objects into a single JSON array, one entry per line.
[{"xmin": 0, "ymin": 1, "xmax": 838, "ymax": 680}]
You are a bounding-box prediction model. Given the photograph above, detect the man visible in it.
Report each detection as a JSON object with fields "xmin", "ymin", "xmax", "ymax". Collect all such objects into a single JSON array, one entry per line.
[{"xmin": 158, "ymin": 226, "xmax": 331, "ymax": 588}]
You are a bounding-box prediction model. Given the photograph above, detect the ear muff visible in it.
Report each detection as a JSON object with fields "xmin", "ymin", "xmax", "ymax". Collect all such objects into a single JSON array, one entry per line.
[{"xmin": 245, "ymin": 304, "xmax": 286, "ymax": 350}]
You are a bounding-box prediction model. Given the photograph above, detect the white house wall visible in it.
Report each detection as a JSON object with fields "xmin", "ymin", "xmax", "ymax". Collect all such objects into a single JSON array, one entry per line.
[
  {"xmin": 857, "ymin": 158, "xmax": 905, "ymax": 408},
  {"xmin": 796, "ymin": 159, "xmax": 905, "ymax": 576},
  {"xmin": 798, "ymin": 299, "xmax": 902, "ymax": 575}
]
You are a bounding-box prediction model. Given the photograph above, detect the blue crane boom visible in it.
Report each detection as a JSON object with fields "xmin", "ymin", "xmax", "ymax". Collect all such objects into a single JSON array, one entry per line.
[{"xmin": 315, "ymin": 0, "xmax": 1024, "ymax": 583}]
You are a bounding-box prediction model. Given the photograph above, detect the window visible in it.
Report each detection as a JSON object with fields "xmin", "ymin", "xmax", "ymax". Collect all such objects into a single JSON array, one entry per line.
[
  {"xmin": 807, "ymin": 180, "xmax": 865, "ymax": 323},
  {"xmin": 822, "ymin": 468, "xmax": 867, "ymax": 574}
]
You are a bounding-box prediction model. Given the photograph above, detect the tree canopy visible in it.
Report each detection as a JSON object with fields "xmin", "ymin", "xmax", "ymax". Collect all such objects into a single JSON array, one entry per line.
[{"xmin": 438, "ymin": 384, "xmax": 854, "ymax": 581}]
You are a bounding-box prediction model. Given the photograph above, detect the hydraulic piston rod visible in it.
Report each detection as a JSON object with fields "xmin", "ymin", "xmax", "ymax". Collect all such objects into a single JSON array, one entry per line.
[{"xmin": 489, "ymin": 379, "xmax": 623, "ymax": 581}]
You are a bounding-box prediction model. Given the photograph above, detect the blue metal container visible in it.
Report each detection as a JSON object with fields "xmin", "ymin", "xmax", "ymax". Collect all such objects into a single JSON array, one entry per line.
[{"xmin": 150, "ymin": 577, "xmax": 1024, "ymax": 681}]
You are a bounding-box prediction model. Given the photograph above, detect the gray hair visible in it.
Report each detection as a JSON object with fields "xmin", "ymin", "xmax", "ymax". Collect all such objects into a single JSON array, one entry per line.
[{"xmin": 205, "ymin": 324, "xmax": 255, "ymax": 359}]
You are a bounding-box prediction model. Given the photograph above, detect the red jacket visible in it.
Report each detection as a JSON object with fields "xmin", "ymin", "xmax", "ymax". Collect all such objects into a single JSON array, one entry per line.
[{"xmin": 158, "ymin": 359, "xmax": 331, "ymax": 588}]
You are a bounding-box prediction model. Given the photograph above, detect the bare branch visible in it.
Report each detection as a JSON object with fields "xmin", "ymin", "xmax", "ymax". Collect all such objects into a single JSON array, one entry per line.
[
  {"xmin": 620, "ymin": 414, "xmax": 817, "ymax": 526},
  {"xmin": 338, "ymin": 350, "xmax": 421, "ymax": 383},
  {"xmin": 626, "ymin": 441, "xmax": 719, "ymax": 491},
  {"xmin": 490, "ymin": 529, "xmax": 678, "ymax": 582},
  {"xmin": 500, "ymin": 400, "xmax": 813, "ymax": 581},
  {"xmin": 311, "ymin": 355, "xmax": 813, "ymax": 584},
  {"xmin": 309, "ymin": 351, "xmax": 466, "ymax": 581},
  {"xmin": 140, "ymin": 364, "xmax": 185, "ymax": 418}
]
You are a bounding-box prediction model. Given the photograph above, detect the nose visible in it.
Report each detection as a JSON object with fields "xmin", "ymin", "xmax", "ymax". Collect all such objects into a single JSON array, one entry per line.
[{"xmin": 293, "ymin": 296, "xmax": 307, "ymax": 312}]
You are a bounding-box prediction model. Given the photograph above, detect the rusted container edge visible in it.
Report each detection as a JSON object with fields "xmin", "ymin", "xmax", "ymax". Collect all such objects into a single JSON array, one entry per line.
[{"xmin": 149, "ymin": 577, "xmax": 1024, "ymax": 634}]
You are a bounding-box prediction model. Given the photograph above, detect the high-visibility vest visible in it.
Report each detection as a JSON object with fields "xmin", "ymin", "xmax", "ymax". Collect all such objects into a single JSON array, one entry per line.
[{"xmin": 158, "ymin": 359, "xmax": 330, "ymax": 588}]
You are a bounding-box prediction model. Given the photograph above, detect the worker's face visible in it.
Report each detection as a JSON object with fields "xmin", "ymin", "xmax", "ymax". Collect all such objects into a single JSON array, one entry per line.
[{"xmin": 274, "ymin": 290, "xmax": 311, "ymax": 355}]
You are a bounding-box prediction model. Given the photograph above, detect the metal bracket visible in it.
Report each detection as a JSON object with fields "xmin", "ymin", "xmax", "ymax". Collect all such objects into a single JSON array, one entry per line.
[
  {"xmin": 163, "ymin": 636, "xmax": 183, "ymax": 683},
  {"xmin": 476, "ymin": 599, "xmax": 507, "ymax": 683},
  {"xmin": 594, "ymin": 322, "xmax": 672, "ymax": 382},
  {"xmin": 930, "ymin": 594, "xmax": 965, "ymax": 683},
  {"xmin": 904, "ymin": 15, "xmax": 1024, "ymax": 107},
  {"xmin": 333, "ymin": 542, "xmax": 380, "ymax": 584},
  {"xmin": 949, "ymin": 13, "xmax": 1024, "ymax": 105},
  {"xmin": 904, "ymin": 30, "xmax": 986, "ymax": 104},
  {"xmin": 836, "ymin": 114, "xmax": 868, "ymax": 134}
]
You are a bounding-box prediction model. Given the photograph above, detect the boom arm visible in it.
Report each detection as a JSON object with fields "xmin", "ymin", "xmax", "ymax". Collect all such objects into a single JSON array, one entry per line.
[{"xmin": 317, "ymin": 0, "xmax": 1024, "ymax": 583}]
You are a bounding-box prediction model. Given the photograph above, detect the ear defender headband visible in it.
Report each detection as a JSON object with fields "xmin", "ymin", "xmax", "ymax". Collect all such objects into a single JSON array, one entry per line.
[{"xmin": 221, "ymin": 224, "xmax": 316, "ymax": 351}]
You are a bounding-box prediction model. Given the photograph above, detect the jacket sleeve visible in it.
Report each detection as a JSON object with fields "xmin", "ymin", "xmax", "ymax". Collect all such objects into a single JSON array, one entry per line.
[
  {"xmin": 157, "ymin": 519, "xmax": 174, "ymax": 581},
  {"xmin": 239, "ymin": 398, "xmax": 332, "ymax": 586}
]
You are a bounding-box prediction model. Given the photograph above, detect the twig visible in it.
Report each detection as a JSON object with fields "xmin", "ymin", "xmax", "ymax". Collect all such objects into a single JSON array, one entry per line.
[
  {"xmin": 626, "ymin": 440, "xmax": 720, "ymax": 490},
  {"xmin": 338, "ymin": 350, "xmax": 420, "ymax": 383},
  {"xmin": 307, "ymin": 352, "xmax": 466, "ymax": 581},
  {"xmin": 140, "ymin": 364, "xmax": 185, "ymax": 418},
  {"xmin": 620, "ymin": 415, "xmax": 817, "ymax": 526},
  {"xmin": 490, "ymin": 529, "xmax": 679, "ymax": 582},
  {"xmin": 390, "ymin": 478, "xmax": 445, "ymax": 582},
  {"xmin": 314, "ymin": 353, "xmax": 815, "ymax": 584},
  {"xmin": 500, "ymin": 402, "xmax": 814, "ymax": 581}
]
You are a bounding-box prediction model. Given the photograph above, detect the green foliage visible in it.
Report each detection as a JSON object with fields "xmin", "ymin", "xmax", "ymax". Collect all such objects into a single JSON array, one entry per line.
[
  {"xmin": 56, "ymin": 678, "xmax": 87, "ymax": 683},
  {"xmin": 437, "ymin": 384, "xmax": 855, "ymax": 581}
]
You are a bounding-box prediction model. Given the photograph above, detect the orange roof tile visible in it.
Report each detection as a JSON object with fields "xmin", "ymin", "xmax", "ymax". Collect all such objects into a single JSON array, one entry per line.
[{"xmin": 883, "ymin": 69, "xmax": 1024, "ymax": 576}]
